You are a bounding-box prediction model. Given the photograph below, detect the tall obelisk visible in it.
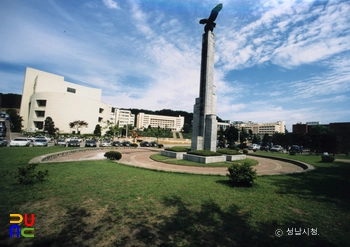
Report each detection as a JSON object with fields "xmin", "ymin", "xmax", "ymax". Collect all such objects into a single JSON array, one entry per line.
[{"xmin": 191, "ymin": 4, "xmax": 222, "ymax": 152}]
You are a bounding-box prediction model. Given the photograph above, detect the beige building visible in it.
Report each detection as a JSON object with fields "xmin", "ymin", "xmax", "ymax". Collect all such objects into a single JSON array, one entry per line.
[
  {"xmin": 114, "ymin": 108, "xmax": 135, "ymax": 127},
  {"xmin": 136, "ymin": 112, "xmax": 184, "ymax": 131},
  {"xmin": 234, "ymin": 121, "xmax": 285, "ymax": 135},
  {"xmin": 20, "ymin": 67, "xmax": 115, "ymax": 134}
]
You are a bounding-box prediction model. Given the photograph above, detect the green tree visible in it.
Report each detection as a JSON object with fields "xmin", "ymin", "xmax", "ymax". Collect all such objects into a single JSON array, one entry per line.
[
  {"xmin": 252, "ymin": 134, "xmax": 259, "ymax": 144},
  {"xmin": 44, "ymin": 116, "xmax": 57, "ymax": 135},
  {"xmin": 262, "ymin": 133, "xmax": 272, "ymax": 147},
  {"xmin": 272, "ymin": 132, "xmax": 288, "ymax": 149},
  {"xmin": 240, "ymin": 128, "xmax": 248, "ymax": 144},
  {"xmin": 93, "ymin": 124, "xmax": 102, "ymax": 137},
  {"xmin": 69, "ymin": 120, "xmax": 88, "ymax": 134},
  {"xmin": 225, "ymin": 126, "xmax": 238, "ymax": 146},
  {"xmin": 182, "ymin": 123, "xmax": 191, "ymax": 133},
  {"xmin": 6, "ymin": 108, "xmax": 23, "ymax": 132},
  {"xmin": 307, "ymin": 125, "xmax": 337, "ymax": 154}
]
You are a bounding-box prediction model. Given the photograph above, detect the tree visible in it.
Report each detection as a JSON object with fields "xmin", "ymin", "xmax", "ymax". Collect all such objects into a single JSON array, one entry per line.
[
  {"xmin": 225, "ymin": 126, "xmax": 238, "ymax": 146},
  {"xmin": 240, "ymin": 128, "xmax": 248, "ymax": 144},
  {"xmin": 6, "ymin": 108, "xmax": 23, "ymax": 132},
  {"xmin": 69, "ymin": 120, "xmax": 88, "ymax": 134},
  {"xmin": 44, "ymin": 116, "xmax": 57, "ymax": 135},
  {"xmin": 262, "ymin": 133, "xmax": 272, "ymax": 147},
  {"xmin": 93, "ymin": 124, "xmax": 102, "ymax": 137},
  {"xmin": 182, "ymin": 123, "xmax": 192, "ymax": 133}
]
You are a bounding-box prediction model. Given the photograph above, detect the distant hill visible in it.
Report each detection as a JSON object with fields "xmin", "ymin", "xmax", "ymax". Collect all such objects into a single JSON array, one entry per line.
[{"xmin": 0, "ymin": 93, "xmax": 22, "ymax": 109}]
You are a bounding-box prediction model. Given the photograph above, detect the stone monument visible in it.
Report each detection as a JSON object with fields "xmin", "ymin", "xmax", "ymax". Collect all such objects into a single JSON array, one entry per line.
[{"xmin": 191, "ymin": 3, "xmax": 222, "ymax": 152}]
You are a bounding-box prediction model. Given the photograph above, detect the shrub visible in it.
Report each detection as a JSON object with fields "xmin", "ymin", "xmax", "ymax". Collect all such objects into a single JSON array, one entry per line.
[
  {"xmin": 321, "ymin": 155, "xmax": 335, "ymax": 163},
  {"xmin": 289, "ymin": 150, "xmax": 296, "ymax": 155},
  {"xmin": 216, "ymin": 149, "xmax": 241, "ymax": 155},
  {"xmin": 228, "ymin": 145, "xmax": 239, "ymax": 150},
  {"xmin": 130, "ymin": 143, "xmax": 138, "ymax": 148},
  {"xmin": 242, "ymin": 148, "xmax": 248, "ymax": 155},
  {"xmin": 227, "ymin": 161, "xmax": 257, "ymax": 187},
  {"xmin": 158, "ymin": 144, "xmax": 164, "ymax": 148},
  {"xmin": 165, "ymin": 146, "xmax": 190, "ymax": 152},
  {"xmin": 104, "ymin": 151, "xmax": 122, "ymax": 160},
  {"xmin": 16, "ymin": 163, "xmax": 49, "ymax": 185},
  {"xmin": 187, "ymin": 150, "xmax": 222, "ymax": 156}
]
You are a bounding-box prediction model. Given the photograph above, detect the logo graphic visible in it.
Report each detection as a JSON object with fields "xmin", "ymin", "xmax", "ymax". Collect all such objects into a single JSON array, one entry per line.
[{"xmin": 9, "ymin": 214, "xmax": 35, "ymax": 238}]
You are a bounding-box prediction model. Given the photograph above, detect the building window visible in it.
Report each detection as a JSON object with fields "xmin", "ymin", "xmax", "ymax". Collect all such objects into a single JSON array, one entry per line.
[
  {"xmin": 37, "ymin": 100, "xmax": 46, "ymax": 107},
  {"xmin": 35, "ymin": 111, "xmax": 45, "ymax": 117},
  {"xmin": 99, "ymin": 108, "xmax": 104, "ymax": 113},
  {"xmin": 67, "ymin": 87, "xmax": 76, "ymax": 93},
  {"xmin": 34, "ymin": 121, "xmax": 44, "ymax": 129},
  {"xmin": 98, "ymin": 117, "xmax": 103, "ymax": 123}
]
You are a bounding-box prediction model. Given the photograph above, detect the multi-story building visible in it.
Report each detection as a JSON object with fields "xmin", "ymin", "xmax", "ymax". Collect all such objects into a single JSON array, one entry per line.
[
  {"xmin": 20, "ymin": 67, "xmax": 116, "ymax": 134},
  {"xmin": 293, "ymin": 121, "xmax": 350, "ymax": 135},
  {"xmin": 114, "ymin": 108, "xmax": 135, "ymax": 127},
  {"xmin": 217, "ymin": 121, "xmax": 231, "ymax": 130},
  {"xmin": 233, "ymin": 121, "xmax": 285, "ymax": 136},
  {"xmin": 136, "ymin": 112, "xmax": 184, "ymax": 131}
]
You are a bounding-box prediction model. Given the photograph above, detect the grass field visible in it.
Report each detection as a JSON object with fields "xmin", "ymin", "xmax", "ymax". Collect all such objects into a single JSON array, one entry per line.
[{"xmin": 1, "ymin": 147, "xmax": 349, "ymax": 246}]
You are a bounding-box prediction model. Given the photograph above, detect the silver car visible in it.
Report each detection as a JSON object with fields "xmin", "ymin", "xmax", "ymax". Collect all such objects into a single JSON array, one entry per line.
[{"xmin": 33, "ymin": 138, "xmax": 48, "ymax": 147}]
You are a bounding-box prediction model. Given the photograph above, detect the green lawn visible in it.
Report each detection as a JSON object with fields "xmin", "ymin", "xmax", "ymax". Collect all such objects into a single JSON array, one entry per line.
[{"xmin": 1, "ymin": 147, "xmax": 349, "ymax": 246}]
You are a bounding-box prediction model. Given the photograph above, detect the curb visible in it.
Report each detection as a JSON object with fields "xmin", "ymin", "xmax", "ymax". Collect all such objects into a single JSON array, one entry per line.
[
  {"xmin": 28, "ymin": 147, "xmax": 125, "ymax": 164},
  {"xmin": 248, "ymin": 153, "xmax": 315, "ymax": 172}
]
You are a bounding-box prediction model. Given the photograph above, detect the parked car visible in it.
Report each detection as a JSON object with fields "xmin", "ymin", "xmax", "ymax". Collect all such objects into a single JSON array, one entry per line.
[
  {"xmin": 290, "ymin": 145, "xmax": 303, "ymax": 153},
  {"xmin": 34, "ymin": 136, "xmax": 51, "ymax": 141},
  {"xmin": 67, "ymin": 137, "xmax": 82, "ymax": 143},
  {"xmin": 270, "ymin": 145, "xmax": 283, "ymax": 152},
  {"xmin": 10, "ymin": 138, "xmax": 31, "ymax": 147},
  {"xmin": 122, "ymin": 141, "xmax": 131, "ymax": 147},
  {"xmin": 55, "ymin": 139, "xmax": 67, "ymax": 146},
  {"xmin": 260, "ymin": 145, "xmax": 269, "ymax": 151},
  {"xmin": 112, "ymin": 141, "xmax": 122, "ymax": 147},
  {"xmin": 150, "ymin": 141, "xmax": 158, "ymax": 147},
  {"xmin": 68, "ymin": 139, "xmax": 80, "ymax": 147},
  {"xmin": 85, "ymin": 140, "xmax": 97, "ymax": 147},
  {"xmin": 140, "ymin": 141, "xmax": 150, "ymax": 147},
  {"xmin": 99, "ymin": 139, "xmax": 111, "ymax": 147},
  {"xmin": 248, "ymin": 144, "xmax": 260, "ymax": 150},
  {"xmin": 33, "ymin": 138, "xmax": 48, "ymax": 147},
  {"xmin": 0, "ymin": 137, "xmax": 8, "ymax": 147}
]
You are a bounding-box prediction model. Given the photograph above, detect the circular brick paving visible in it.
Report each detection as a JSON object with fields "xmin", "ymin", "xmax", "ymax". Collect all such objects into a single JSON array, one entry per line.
[{"xmin": 44, "ymin": 148, "xmax": 308, "ymax": 176}]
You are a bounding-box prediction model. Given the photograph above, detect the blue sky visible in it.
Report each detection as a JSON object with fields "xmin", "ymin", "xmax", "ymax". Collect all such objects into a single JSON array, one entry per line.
[{"xmin": 0, "ymin": 0, "xmax": 349, "ymax": 131}]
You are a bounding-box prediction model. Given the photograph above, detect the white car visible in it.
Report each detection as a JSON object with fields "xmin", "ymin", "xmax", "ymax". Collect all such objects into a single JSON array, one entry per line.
[
  {"xmin": 34, "ymin": 136, "xmax": 51, "ymax": 141},
  {"xmin": 99, "ymin": 140, "xmax": 111, "ymax": 147},
  {"xmin": 33, "ymin": 138, "xmax": 48, "ymax": 147},
  {"xmin": 55, "ymin": 139, "xmax": 67, "ymax": 146},
  {"xmin": 248, "ymin": 144, "xmax": 260, "ymax": 150},
  {"xmin": 270, "ymin": 145, "xmax": 283, "ymax": 152},
  {"xmin": 10, "ymin": 138, "xmax": 31, "ymax": 147}
]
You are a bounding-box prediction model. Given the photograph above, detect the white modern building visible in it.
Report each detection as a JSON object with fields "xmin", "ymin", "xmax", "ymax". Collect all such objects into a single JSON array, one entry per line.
[
  {"xmin": 136, "ymin": 112, "xmax": 184, "ymax": 131},
  {"xmin": 217, "ymin": 121, "xmax": 231, "ymax": 130},
  {"xmin": 20, "ymin": 67, "xmax": 115, "ymax": 134},
  {"xmin": 114, "ymin": 108, "xmax": 135, "ymax": 127},
  {"xmin": 233, "ymin": 121, "xmax": 285, "ymax": 135}
]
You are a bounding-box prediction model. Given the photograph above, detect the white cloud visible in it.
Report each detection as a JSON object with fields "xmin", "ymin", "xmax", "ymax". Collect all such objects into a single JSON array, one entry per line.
[{"xmin": 102, "ymin": 0, "xmax": 120, "ymax": 9}]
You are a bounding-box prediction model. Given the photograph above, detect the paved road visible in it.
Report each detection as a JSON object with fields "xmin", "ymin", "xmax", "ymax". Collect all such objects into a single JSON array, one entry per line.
[{"xmin": 45, "ymin": 148, "xmax": 305, "ymax": 176}]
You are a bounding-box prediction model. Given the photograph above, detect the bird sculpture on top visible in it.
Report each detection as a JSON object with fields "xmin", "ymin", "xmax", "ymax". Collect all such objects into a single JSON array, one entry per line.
[{"xmin": 199, "ymin": 3, "xmax": 223, "ymax": 33}]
